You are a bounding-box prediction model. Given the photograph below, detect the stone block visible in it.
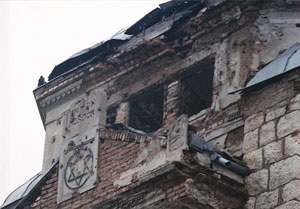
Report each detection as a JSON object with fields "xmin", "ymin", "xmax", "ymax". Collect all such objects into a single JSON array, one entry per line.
[
  {"xmin": 270, "ymin": 155, "xmax": 300, "ymax": 189},
  {"xmin": 244, "ymin": 148, "xmax": 263, "ymax": 170},
  {"xmin": 282, "ymin": 180, "xmax": 300, "ymax": 202},
  {"xmin": 289, "ymin": 94, "xmax": 300, "ymax": 111},
  {"xmin": 244, "ymin": 112, "xmax": 264, "ymax": 133},
  {"xmin": 266, "ymin": 106, "xmax": 286, "ymax": 122},
  {"xmin": 285, "ymin": 133, "xmax": 300, "ymax": 157},
  {"xmin": 275, "ymin": 201, "xmax": 300, "ymax": 209},
  {"xmin": 244, "ymin": 197, "xmax": 255, "ymax": 209},
  {"xmin": 264, "ymin": 141, "xmax": 282, "ymax": 165},
  {"xmin": 277, "ymin": 111, "xmax": 300, "ymax": 138},
  {"xmin": 260, "ymin": 121, "xmax": 276, "ymax": 146},
  {"xmin": 167, "ymin": 114, "xmax": 189, "ymax": 162},
  {"xmin": 243, "ymin": 129, "xmax": 259, "ymax": 154},
  {"xmin": 115, "ymin": 102, "xmax": 129, "ymax": 124},
  {"xmin": 245, "ymin": 169, "xmax": 268, "ymax": 196},
  {"xmin": 289, "ymin": 102, "xmax": 300, "ymax": 111},
  {"xmin": 256, "ymin": 189, "xmax": 278, "ymax": 209},
  {"xmin": 195, "ymin": 153, "xmax": 211, "ymax": 168}
]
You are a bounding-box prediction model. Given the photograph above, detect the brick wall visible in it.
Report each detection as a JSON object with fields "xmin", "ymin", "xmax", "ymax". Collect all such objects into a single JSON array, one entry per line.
[{"xmin": 22, "ymin": 130, "xmax": 191, "ymax": 209}]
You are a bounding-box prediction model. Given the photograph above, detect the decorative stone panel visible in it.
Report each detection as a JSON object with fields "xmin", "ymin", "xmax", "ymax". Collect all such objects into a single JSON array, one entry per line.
[{"xmin": 57, "ymin": 90, "xmax": 107, "ymax": 203}]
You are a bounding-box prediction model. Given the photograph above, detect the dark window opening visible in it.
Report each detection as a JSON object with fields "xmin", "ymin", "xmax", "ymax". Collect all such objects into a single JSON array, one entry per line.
[
  {"xmin": 106, "ymin": 107, "xmax": 117, "ymax": 124},
  {"xmin": 181, "ymin": 67, "xmax": 214, "ymax": 116},
  {"xmin": 129, "ymin": 87, "xmax": 164, "ymax": 133}
]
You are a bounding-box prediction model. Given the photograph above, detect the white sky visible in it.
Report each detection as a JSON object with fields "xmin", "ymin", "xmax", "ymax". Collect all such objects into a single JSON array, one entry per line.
[{"xmin": 0, "ymin": 0, "xmax": 167, "ymax": 205}]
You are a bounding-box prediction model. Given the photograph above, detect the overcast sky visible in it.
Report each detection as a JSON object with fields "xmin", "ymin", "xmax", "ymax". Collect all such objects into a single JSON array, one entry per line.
[{"xmin": 0, "ymin": 0, "xmax": 167, "ymax": 204}]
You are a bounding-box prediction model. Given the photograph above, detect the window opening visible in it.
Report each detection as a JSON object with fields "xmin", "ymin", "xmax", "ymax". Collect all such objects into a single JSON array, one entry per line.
[
  {"xmin": 129, "ymin": 87, "xmax": 164, "ymax": 133},
  {"xmin": 106, "ymin": 107, "xmax": 117, "ymax": 124},
  {"xmin": 181, "ymin": 67, "xmax": 214, "ymax": 116}
]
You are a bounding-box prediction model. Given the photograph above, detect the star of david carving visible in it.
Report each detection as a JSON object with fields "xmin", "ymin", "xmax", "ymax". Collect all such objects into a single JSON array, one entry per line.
[
  {"xmin": 67, "ymin": 166, "xmax": 89, "ymax": 186},
  {"xmin": 64, "ymin": 147, "xmax": 94, "ymax": 190}
]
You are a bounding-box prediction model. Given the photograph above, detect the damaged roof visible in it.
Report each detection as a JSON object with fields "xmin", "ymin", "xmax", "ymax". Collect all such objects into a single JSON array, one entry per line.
[
  {"xmin": 236, "ymin": 42, "xmax": 300, "ymax": 94},
  {"xmin": 1, "ymin": 173, "xmax": 42, "ymax": 209},
  {"xmin": 1, "ymin": 161, "xmax": 58, "ymax": 209},
  {"xmin": 48, "ymin": 0, "xmax": 205, "ymax": 81}
]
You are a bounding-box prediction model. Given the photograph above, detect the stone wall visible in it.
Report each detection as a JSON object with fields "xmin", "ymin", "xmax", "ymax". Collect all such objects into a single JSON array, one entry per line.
[{"xmin": 242, "ymin": 72, "xmax": 300, "ymax": 209}]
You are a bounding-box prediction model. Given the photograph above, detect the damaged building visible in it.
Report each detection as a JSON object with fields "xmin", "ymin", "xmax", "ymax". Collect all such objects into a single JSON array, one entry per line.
[{"xmin": 2, "ymin": 0, "xmax": 300, "ymax": 208}]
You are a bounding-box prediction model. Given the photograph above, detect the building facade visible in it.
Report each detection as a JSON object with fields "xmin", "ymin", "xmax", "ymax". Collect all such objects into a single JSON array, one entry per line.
[{"xmin": 2, "ymin": 0, "xmax": 300, "ymax": 208}]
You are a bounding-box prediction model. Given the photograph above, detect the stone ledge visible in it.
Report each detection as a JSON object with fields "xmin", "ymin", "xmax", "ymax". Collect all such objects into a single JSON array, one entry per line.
[{"xmin": 99, "ymin": 129, "xmax": 162, "ymax": 144}]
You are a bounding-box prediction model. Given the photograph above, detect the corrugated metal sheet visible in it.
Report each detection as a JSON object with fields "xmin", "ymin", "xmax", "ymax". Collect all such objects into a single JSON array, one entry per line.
[
  {"xmin": 246, "ymin": 42, "xmax": 300, "ymax": 89},
  {"xmin": 230, "ymin": 42, "xmax": 300, "ymax": 94},
  {"xmin": 1, "ymin": 161, "xmax": 58, "ymax": 209},
  {"xmin": 1, "ymin": 173, "xmax": 42, "ymax": 208}
]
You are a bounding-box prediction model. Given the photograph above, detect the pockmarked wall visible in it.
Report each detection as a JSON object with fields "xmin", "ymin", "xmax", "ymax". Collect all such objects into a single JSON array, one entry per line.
[{"xmin": 3, "ymin": 1, "xmax": 300, "ymax": 209}]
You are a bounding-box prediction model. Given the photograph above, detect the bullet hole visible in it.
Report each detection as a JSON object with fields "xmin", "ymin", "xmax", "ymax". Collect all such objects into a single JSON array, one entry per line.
[
  {"xmin": 51, "ymin": 136, "xmax": 56, "ymax": 143},
  {"xmin": 296, "ymin": 23, "xmax": 300, "ymax": 28}
]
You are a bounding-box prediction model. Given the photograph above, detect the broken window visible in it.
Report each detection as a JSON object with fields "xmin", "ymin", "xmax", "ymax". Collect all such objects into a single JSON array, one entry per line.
[
  {"xmin": 129, "ymin": 87, "xmax": 164, "ymax": 133},
  {"xmin": 180, "ymin": 66, "xmax": 214, "ymax": 116},
  {"xmin": 106, "ymin": 107, "xmax": 117, "ymax": 124}
]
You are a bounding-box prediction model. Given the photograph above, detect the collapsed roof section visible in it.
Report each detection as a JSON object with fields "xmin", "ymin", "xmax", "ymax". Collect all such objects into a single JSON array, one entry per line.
[{"xmin": 47, "ymin": 0, "xmax": 206, "ymax": 81}]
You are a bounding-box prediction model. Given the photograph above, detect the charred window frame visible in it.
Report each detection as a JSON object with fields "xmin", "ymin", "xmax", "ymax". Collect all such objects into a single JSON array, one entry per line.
[
  {"xmin": 129, "ymin": 87, "xmax": 164, "ymax": 133},
  {"xmin": 180, "ymin": 65, "xmax": 214, "ymax": 117}
]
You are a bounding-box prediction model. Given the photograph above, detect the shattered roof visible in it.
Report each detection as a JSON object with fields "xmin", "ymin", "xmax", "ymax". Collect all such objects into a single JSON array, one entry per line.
[
  {"xmin": 48, "ymin": 0, "xmax": 205, "ymax": 81},
  {"xmin": 236, "ymin": 42, "xmax": 300, "ymax": 94},
  {"xmin": 1, "ymin": 173, "xmax": 42, "ymax": 209},
  {"xmin": 1, "ymin": 161, "xmax": 58, "ymax": 209}
]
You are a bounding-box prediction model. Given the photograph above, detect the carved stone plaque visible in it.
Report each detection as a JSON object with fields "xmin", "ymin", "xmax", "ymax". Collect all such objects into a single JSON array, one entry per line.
[
  {"xmin": 57, "ymin": 132, "xmax": 99, "ymax": 203},
  {"xmin": 64, "ymin": 90, "xmax": 107, "ymax": 139},
  {"xmin": 57, "ymin": 90, "xmax": 106, "ymax": 203},
  {"xmin": 167, "ymin": 114, "xmax": 189, "ymax": 162}
]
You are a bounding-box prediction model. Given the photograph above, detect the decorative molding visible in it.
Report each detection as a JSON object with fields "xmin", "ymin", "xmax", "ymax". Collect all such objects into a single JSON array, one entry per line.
[{"xmin": 40, "ymin": 80, "xmax": 83, "ymax": 108}]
